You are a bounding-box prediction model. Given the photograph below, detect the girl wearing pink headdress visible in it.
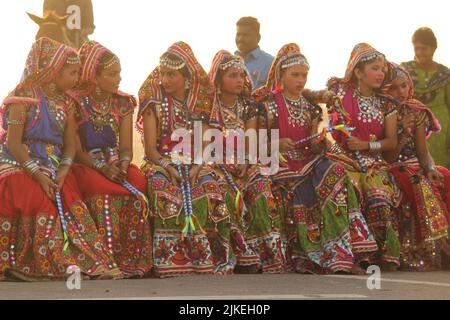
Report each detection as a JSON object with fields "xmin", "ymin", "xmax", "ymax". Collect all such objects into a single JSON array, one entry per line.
[
  {"xmin": 208, "ymin": 50, "xmax": 290, "ymax": 274},
  {"xmin": 327, "ymin": 43, "xmax": 402, "ymax": 270},
  {"xmin": 254, "ymin": 43, "xmax": 378, "ymax": 274}
]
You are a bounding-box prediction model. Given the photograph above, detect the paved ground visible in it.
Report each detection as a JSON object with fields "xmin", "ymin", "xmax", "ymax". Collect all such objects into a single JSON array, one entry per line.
[{"xmin": 2, "ymin": 271, "xmax": 450, "ymax": 300}]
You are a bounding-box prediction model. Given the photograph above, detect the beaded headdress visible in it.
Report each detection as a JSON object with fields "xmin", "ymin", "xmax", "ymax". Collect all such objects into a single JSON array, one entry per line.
[
  {"xmin": 280, "ymin": 53, "xmax": 310, "ymax": 70},
  {"xmin": 252, "ymin": 43, "xmax": 304, "ymax": 102},
  {"xmin": 219, "ymin": 58, "xmax": 245, "ymax": 71},
  {"xmin": 159, "ymin": 55, "xmax": 186, "ymax": 70},
  {"xmin": 137, "ymin": 41, "xmax": 213, "ymax": 137},
  {"xmin": 343, "ymin": 43, "xmax": 385, "ymax": 84},
  {"xmin": 99, "ymin": 55, "xmax": 120, "ymax": 70}
]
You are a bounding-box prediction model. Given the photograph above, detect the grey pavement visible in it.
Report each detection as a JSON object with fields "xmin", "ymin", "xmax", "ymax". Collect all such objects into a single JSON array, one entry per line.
[{"xmin": 2, "ymin": 271, "xmax": 450, "ymax": 300}]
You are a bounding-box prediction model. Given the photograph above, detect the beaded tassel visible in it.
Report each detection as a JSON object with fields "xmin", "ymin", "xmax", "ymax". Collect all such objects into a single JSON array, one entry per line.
[
  {"xmin": 49, "ymin": 155, "xmax": 70, "ymax": 252},
  {"xmin": 103, "ymin": 194, "xmax": 113, "ymax": 253},
  {"xmin": 177, "ymin": 164, "xmax": 192, "ymax": 240},
  {"xmin": 184, "ymin": 164, "xmax": 196, "ymax": 235},
  {"xmin": 175, "ymin": 161, "xmax": 206, "ymax": 240},
  {"xmin": 219, "ymin": 164, "xmax": 247, "ymax": 222},
  {"xmin": 122, "ymin": 181, "xmax": 150, "ymax": 219}
]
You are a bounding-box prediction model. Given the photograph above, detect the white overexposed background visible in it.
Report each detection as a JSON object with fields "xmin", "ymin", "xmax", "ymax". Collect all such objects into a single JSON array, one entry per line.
[
  {"xmin": 1, "ymin": 0, "xmax": 448, "ymax": 98},
  {"xmin": 0, "ymin": 0, "xmax": 448, "ymax": 160}
]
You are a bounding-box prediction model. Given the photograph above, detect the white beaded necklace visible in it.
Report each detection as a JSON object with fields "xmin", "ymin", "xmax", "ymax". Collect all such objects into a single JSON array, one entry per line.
[
  {"xmin": 283, "ymin": 95, "xmax": 308, "ymax": 128},
  {"xmin": 354, "ymin": 89, "xmax": 383, "ymax": 124}
]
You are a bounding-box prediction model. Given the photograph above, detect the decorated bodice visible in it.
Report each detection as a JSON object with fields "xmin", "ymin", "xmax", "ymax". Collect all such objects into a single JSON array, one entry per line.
[
  {"xmin": 151, "ymin": 96, "xmax": 204, "ymax": 157},
  {"xmin": 215, "ymin": 98, "xmax": 257, "ymax": 131},
  {"xmin": 395, "ymin": 106, "xmax": 430, "ymax": 162},
  {"xmin": 0, "ymin": 88, "xmax": 70, "ymax": 169},
  {"xmin": 72, "ymin": 92, "xmax": 134, "ymax": 163},
  {"xmin": 209, "ymin": 97, "xmax": 258, "ymax": 158},
  {"xmin": 331, "ymin": 85, "xmax": 397, "ymax": 149},
  {"xmin": 259, "ymin": 91, "xmax": 322, "ymax": 170}
]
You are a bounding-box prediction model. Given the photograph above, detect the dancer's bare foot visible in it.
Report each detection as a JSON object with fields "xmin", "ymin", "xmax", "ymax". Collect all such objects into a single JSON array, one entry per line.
[{"xmin": 350, "ymin": 264, "xmax": 366, "ymax": 275}]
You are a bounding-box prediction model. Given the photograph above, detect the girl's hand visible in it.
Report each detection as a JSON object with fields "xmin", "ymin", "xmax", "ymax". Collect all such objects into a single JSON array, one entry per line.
[
  {"xmin": 166, "ymin": 166, "xmax": 181, "ymax": 185},
  {"xmin": 189, "ymin": 165, "xmax": 202, "ymax": 186},
  {"xmin": 34, "ymin": 172, "xmax": 58, "ymax": 200},
  {"xmin": 279, "ymin": 138, "xmax": 295, "ymax": 153},
  {"xmin": 399, "ymin": 113, "xmax": 415, "ymax": 135},
  {"xmin": 427, "ymin": 168, "xmax": 444, "ymax": 187},
  {"xmin": 322, "ymin": 90, "xmax": 336, "ymax": 104},
  {"xmin": 347, "ymin": 136, "xmax": 368, "ymax": 151},
  {"xmin": 101, "ymin": 164, "xmax": 127, "ymax": 184},
  {"xmin": 55, "ymin": 165, "xmax": 70, "ymax": 190},
  {"xmin": 119, "ymin": 160, "xmax": 130, "ymax": 176},
  {"xmin": 236, "ymin": 163, "xmax": 249, "ymax": 178}
]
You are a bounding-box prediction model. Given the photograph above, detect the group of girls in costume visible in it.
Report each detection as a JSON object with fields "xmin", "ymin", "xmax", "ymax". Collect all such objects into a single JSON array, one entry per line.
[{"xmin": 1, "ymin": 36, "xmax": 449, "ymax": 281}]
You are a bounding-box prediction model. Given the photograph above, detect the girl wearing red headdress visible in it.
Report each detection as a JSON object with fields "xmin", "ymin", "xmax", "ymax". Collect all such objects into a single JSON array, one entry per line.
[
  {"xmin": 384, "ymin": 62, "xmax": 450, "ymax": 271},
  {"xmin": 137, "ymin": 42, "xmax": 239, "ymax": 277},
  {"xmin": 69, "ymin": 41, "xmax": 152, "ymax": 278},
  {"xmin": 0, "ymin": 38, "xmax": 121, "ymax": 281},
  {"xmin": 207, "ymin": 50, "xmax": 290, "ymax": 274}
]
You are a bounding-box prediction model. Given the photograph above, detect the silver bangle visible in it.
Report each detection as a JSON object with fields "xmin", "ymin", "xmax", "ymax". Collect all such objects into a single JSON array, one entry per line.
[
  {"xmin": 23, "ymin": 159, "xmax": 40, "ymax": 176},
  {"xmin": 119, "ymin": 156, "xmax": 131, "ymax": 163},
  {"xmin": 23, "ymin": 159, "xmax": 35, "ymax": 169},
  {"xmin": 159, "ymin": 159, "xmax": 171, "ymax": 168},
  {"xmin": 28, "ymin": 164, "xmax": 40, "ymax": 176},
  {"xmin": 61, "ymin": 157, "xmax": 73, "ymax": 167},
  {"xmin": 369, "ymin": 141, "xmax": 382, "ymax": 153}
]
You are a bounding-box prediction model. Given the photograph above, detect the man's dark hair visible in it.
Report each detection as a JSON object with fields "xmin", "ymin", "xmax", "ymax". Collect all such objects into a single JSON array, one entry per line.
[
  {"xmin": 412, "ymin": 27, "xmax": 438, "ymax": 49},
  {"xmin": 236, "ymin": 16, "xmax": 260, "ymax": 35}
]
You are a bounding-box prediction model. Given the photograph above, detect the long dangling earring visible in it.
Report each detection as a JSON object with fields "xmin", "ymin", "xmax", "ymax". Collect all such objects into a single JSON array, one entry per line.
[
  {"xmin": 280, "ymin": 82, "xmax": 285, "ymax": 91},
  {"xmin": 185, "ymin": 80, "xmax": 191, "ymax": 90},
  {"xmin": 217, "ymin": 86, "xmax": 222, "ymax": 95},
  {"xmin": 95, "ymin": 85, "xmax": 103, "ymax": 96}
]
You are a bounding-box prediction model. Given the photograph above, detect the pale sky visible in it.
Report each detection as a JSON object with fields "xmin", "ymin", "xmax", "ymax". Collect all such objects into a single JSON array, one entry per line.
[{"xmin": 0, "ymin": 0, "xmax": 449, "ymax": 100}]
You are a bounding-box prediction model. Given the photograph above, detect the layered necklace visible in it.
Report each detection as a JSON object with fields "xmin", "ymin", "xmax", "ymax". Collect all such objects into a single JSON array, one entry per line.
[
  {"xmin": 354, "ymin": 89, "xmax": 383, "ymax": 124},
  {"xmin": 171, "ymin": 97, "xmax": 191, "ymax": 130},
  {"xmin": 42, "ymin": 87, "xmax": 67, "ymax": 128},
  {"xmin": 85, "ymin": 95, "xmax": 115, "ymax": 133},
  {"xmin": 284, "ymin": 95, "xmax": 308, "ymax": 128},
  {"xmin": 220, "ymin": 97, "xmax": 245, "ymax": 131}
]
